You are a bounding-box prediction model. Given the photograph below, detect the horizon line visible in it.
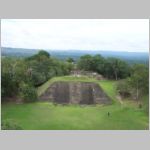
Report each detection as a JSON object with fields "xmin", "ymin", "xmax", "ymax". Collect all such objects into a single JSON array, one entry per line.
[{"xmin": 1, "ymin": 46, "xmax": 149, "ymax": 53}]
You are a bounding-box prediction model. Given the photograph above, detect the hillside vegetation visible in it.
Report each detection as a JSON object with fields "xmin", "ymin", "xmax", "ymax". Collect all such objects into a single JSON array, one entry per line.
[
  {"xmin": 2, "ymin": 76, "xmax": 149, "ymax": 130},
  {"xmin": 1, "ymin": 50, "xmax": 149, "ymax": 130}
]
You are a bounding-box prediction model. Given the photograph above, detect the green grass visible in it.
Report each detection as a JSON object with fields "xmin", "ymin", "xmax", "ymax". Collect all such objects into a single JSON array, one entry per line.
[
  {"xmin": 1, "ymin": 102, "xmax": 148, "ymax": 130},
  {"xmin": 98, "ymin": 80, "xmax": 117, "ymax": 99},
  {"xmin": 2, "ymin": 75, "xmax": 149, "ymax": 130}
]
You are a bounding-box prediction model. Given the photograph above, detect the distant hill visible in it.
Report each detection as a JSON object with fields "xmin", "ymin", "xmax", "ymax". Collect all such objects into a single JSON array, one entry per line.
[
  {"xmin": 1, "ymin": 47, "xmax": 149, "ymax": 64},
  {"xmin": 1, "ymin": 47, "xmax": 38, "ymax": 57}
]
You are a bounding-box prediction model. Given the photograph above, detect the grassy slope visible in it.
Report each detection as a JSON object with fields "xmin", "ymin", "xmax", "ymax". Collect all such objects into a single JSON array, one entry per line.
[{"xmin": 2, "ymin": 76, "xmax": 149, "ymax": 130}]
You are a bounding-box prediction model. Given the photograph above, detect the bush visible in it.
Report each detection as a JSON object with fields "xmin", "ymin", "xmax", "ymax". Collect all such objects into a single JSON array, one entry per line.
[
  {"xmin": 117, "ymin": 80, "xmax": 131, "ymax": 98},
  {"xmin": 1, "ymin": 120, "xmax": 23, "ymax": 130},
  {"xmin": 31, "ymin": 71, "xmax": 46, "ymax": 86},
  {"xmin": 19, "ymin": 82, "xmax": 38, "ymax": 102}
]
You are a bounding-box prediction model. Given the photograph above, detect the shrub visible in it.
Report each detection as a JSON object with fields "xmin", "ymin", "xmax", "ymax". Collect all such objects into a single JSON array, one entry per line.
[
  {"xmin": 117, "ymin": 80, "xmax": 131, "ymax": 98},
  {"xmin": 31, "ymin": 71, "xmax": 46, "ymax": 86},
  {"xmin": 1, "ymin": 120, "xmax": 23, "ymax": 130},
  {"xmin": 19, "ymin": 82, "xmax": 38, "ymax": 102}
]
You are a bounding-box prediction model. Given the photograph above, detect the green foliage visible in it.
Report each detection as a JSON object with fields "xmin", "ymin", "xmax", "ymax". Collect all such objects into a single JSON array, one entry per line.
[
  {"xmin": 1, "ymin": 57, "xmax": 27, "ymax": 98},
  {"xmin": 92, "ymin": 54, "xmax": 105, "ymax": 74},
  {"xmin": 1, "ymin": 120, "xmax": 23, "ymax": 130},
  {"xmin": 27, "ymin": 50, "xmax": 50, "ymax": 61},
  {"xmin": 117, "ymin": 80, "xmax": 131, "ymax": 98},
  {"xmin": 66, "ymin": 57, "xmax": 75, "ymax": 63},
  {"xmin": 19, "ymin": 82, "xmax": 38, "ymax": 102},
  {"xmin": 26, "ymin": 58, "xmax": 52, "ymax": 85},
  {"xmin": 116, "ymin": 63, "xmax": 149, "ymax": 103},
  {"xmin": 104, "ymin": 57, "xmax": 130, "ymax": 80},
  {"xmin": 132, "ymin": 64, "xmax": 148, "ymax": 93},
  {"xmin": 38, "ymin": 50, "xmax": 50, "ymax": 58},
  {"xmin": 77, "ymin": 55, "xmax": 130, "ymax": 80},
  {"xmin": 77, "ymin": 55, "xmax": 93, "ymax": 71},
  {"xmin": 128, "ymin": 64, "xmax": 149, "ymax": 100},
  {"xmin": 25, "ymin": 51, "xmax": 74, "ymax": 86},
  {"xmin": 1, "ymin": 50, "xmax": 74, "ymax": 99}
]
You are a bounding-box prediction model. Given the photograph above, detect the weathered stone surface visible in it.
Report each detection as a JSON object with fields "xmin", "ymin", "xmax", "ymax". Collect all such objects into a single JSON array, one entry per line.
[{"xmin": 40, "ymin": 81, "xmax": 111, "ymax": 104}]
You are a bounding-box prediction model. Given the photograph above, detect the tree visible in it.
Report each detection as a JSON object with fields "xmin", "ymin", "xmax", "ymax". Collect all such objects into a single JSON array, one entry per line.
[
  {"xmin": 77, "ymin": 55, "xmax": 130, "ymax": 80},
  {"xmin": 77, "ymin": 55, "xmax": 93, "ymax": 71},
  {"xmin": 92, "ymin": 54, "xmax": 105, "ymax": 74},
  {"xmin": 26, "ymin": 51, "xmax": 54, "ymax": 85},
  {"xmin": 1, "ymin": 51, "xmax": 75, "ymax": 101},
  {"xmin": 25, "ymin": 53, "xmax": 73, "ymax": 86},
  {"xmin": 19, "ymin": 82, "xmax": 38, "ymax": 102},
  {"xmin": 105, "ymin": 57, "xmax": 130, "ymax": 80},
  {"xmin": 1, "ymin": 57, "xmax": 27, "ymax": 98},
  {"xmin": 26, "ymin": 50, "xmax": 50, "ymax": 61},
  {"xmin": 38, "ymin": 50, "xmax": 50, "ymax": 58},
  {"xmin": 128, "ymin": 64, "xmax": 148, "ymax": 100},
  {"xmin": 117, "ymin": 79, "xmax": 131, "ymax": 98},
  {"xmin": 66, "ymin": 57, "xmax": 75, "ymax": 63}
]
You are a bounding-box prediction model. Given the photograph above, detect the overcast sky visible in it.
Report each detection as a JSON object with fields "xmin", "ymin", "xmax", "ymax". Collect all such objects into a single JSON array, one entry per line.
[{"xmin": 1, "ymin": 19, "xmax": 149, "ymax": 52}]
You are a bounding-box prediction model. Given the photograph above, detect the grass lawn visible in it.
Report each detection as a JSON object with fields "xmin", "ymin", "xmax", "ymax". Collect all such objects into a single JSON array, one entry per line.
[{"xmin": 1, "ymin": 76, "xmax": 149, "ymax": 130}]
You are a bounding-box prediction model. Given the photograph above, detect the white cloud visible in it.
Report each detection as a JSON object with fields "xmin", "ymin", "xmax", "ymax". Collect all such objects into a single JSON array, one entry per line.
[{"xmin": 1, "ymin": 19, "xmax": 149, "ymax": 52}]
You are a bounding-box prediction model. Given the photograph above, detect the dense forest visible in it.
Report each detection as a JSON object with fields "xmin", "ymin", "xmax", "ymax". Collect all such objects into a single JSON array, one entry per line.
[
  {"xmin": 2, "ymin": 50, "xmax": 73, "ymax": 102},
  {"xmin": 2, "ymin": 50, "xmax": 149, "ymax": 105}
]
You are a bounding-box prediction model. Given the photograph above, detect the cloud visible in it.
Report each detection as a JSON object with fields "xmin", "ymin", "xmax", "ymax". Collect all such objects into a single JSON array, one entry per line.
[{"xmin": 1, "ymin": 19, "xmax": 149, "ymax": 52}]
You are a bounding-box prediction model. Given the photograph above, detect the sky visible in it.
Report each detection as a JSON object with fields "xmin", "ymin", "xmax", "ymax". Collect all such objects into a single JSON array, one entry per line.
[{"xmin": 1, "ymin": 19, "xmax": 149, "ymax": 52}]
